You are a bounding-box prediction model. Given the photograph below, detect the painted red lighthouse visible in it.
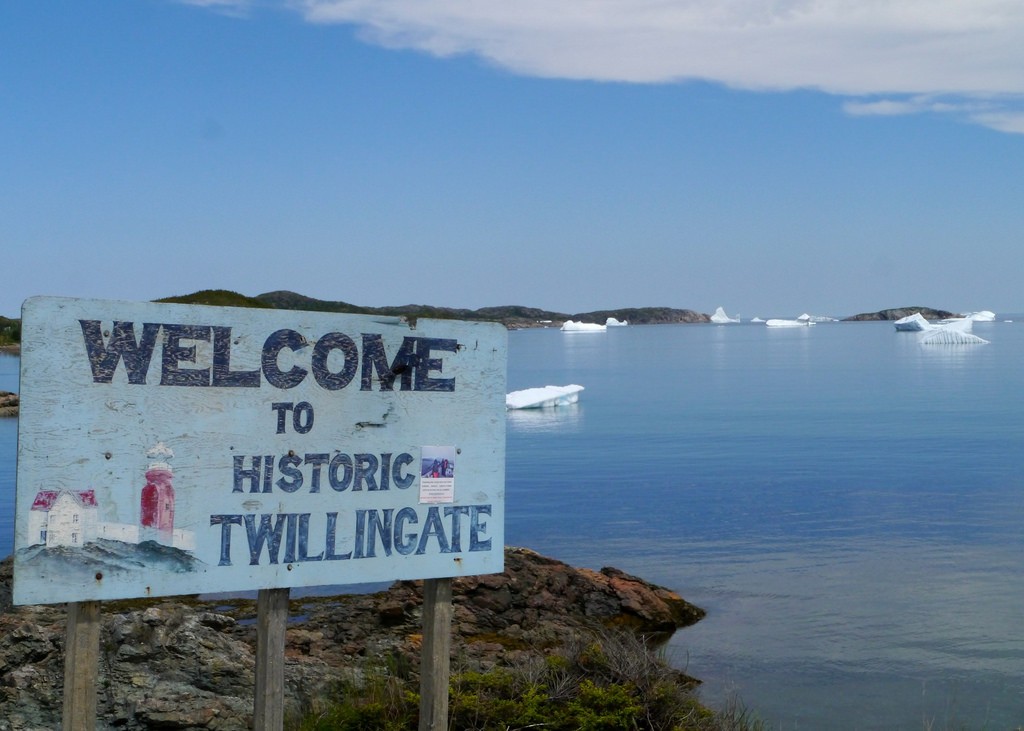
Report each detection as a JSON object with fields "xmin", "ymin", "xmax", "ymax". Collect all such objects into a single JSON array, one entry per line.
[{"xmin": 140, "ymin": 442, "xmax": 175, "ymax": 544}]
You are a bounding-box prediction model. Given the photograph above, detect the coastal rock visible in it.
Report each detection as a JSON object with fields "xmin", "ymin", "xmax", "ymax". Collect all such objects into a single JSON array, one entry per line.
[
  {"xmin": 843, "ymin": 307, "xmax": 960, "ymax": 322},
  {"xmin": 571, "ymin": 307, "xmax": 710, "ymax": 325},
  {"xmin": 0, "ymin": 547, "xmax": 703, "ymax": 730},
  {"xmin": 0, "ymin": 391, "xmax": 16, "ymax": 418}
]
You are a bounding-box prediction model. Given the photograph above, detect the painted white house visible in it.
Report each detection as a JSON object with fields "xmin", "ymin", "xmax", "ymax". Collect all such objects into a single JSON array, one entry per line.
[
  {"xmin": 27, "ymin": 485, "xmax": 194, "ymax": 552},
  {"xmin": 26, "ymin": 443, "xmax": 196, "ymax": 553},
  {"xmin": 28, "ymin": 489, "xmax": 99, "ymax": 548}
]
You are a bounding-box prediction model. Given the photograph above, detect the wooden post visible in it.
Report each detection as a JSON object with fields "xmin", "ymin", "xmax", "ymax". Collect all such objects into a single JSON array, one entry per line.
[
  {"xmin": 63, "ymin": 600, "xmax": 101, "ymax": 731},
  {"xmin": 254, "ymin": 587, "xmax": 290, "ymax": 731},
  {"xmin": 418, "ymin": 577, "xmax": 453, "ymax": 731}
]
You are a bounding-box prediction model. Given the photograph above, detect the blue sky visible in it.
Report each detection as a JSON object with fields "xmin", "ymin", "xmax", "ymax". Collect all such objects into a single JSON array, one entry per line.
[{"xmin": 3, "ymin": 0, "xmax": 1023, "ymax": 319}]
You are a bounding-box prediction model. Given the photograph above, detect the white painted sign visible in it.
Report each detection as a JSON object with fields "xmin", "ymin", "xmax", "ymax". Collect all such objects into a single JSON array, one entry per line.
[{"xmin": 13, "ymin": 297, "xmax": 506, "ymax": 605}]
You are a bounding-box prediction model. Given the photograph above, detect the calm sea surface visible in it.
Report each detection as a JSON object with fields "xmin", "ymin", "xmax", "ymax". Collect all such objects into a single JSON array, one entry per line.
[{"xmin": 3, "ymin": 321, "xmax": 1024, "ymax": 728}]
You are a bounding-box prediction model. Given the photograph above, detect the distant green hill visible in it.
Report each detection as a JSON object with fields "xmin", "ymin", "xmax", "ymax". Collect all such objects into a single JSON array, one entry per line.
[
  {"xmin": 254, "ymin": 290, "xmax": 482, "ymax": 321},
  {"xmin": 155, "ymin": 289, "xmax": 271, "ymax": 309},
  {"xmin": 254, "ymin": 291, "xmax": 715, "ymax": 327},
  {"xmin": 253, "ymin": 290, "xmax": 570, "ymax": 327},
  {"xmin": 149, "ymin": 289, "xmax": 713, "ymax": 327}
]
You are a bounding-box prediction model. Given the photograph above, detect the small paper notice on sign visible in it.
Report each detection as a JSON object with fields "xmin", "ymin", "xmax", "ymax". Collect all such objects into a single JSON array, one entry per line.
[{"xmin": 419, "ymin": 446, "xmax": 456, "ymax": 503}]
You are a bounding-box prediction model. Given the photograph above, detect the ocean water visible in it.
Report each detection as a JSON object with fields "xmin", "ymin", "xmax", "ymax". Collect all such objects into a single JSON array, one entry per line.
[
  {"xmin": 3, "ymin": 322, "xmax": 1024, "ymax": 728},
  {"xmin": 503, "ymin": 321, "xmax": 1024, "ymax": 730},
  {"xmin": 0, "ymin": 351, "xmax": 18, "ymax": 560}
]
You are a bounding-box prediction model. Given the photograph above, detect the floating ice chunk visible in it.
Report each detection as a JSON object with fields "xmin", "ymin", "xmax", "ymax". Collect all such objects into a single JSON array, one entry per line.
[
  {"xmin": 918, "ymin": 317, "xmax": 986, "ymax": 344},
  {"xmin": 750, "ymin": 317, "xmax": 765, "ymax": 323},
  {"xmin": 506, "ymin": 384, "xmax": 585, "ymax": 409},
  {"xmin": 894, "ymin": 313, "xmax": 933, "ymax": 332},
  {"xmin": 936, "ymin": 317, "xmax": 974, "ymax": 332},
  {"xmin": 561, "ymin": 320, "xmax": 606, "ymax": 332},
  {"xmin": 919, "ymin": 328, "xmax": 989, "ymax": 345},
  {"xmin": 710, "ymin": 307, "xmax": 740, "ymax": 324},
  {"xmin": 966, "ymin": 310, "xmax": 996, "ymax": 321},
  {"xmin": 605, "ymin": 317, "xmax": 628, "ymax": 327},
  {"xmin": 765, "ymin": 318, "xmax": 813, "ymax": 328}
]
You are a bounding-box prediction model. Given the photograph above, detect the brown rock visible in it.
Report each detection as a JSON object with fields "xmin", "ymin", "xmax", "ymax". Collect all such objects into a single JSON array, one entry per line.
[
  {"xmin": 0, "ymin": 546, "xmax": 704, "ymax": 730},
  {"xmin": 0, "ymin": 391, "xmax": 16, "ymax": 418}
]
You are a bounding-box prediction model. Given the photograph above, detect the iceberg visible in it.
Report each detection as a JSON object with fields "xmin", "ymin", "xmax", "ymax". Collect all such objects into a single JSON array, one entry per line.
[
  {"xmin": 936, "ymin": 317, "xmax": 973, "ymax": 330},
  {"xmin": 561, "ymin": 320, "xmax": 606, "ymax": 332},
  {"xmin": 605, "ymin": 317, "xmax": 628, "ymax": 327},
  {"xmin": 765, "ymin": 318, "xmax": 814, "ymax": 328},
  {"xmin": 918, "ymin": 317, "xmax": 988, "ymax": 345},
  {"xmin": 750, "ymin": 316, "xmax": 765, "ymax": 323},
  {"xmin": 894, "ymin": 313, "xmax": 932, "ymax": 331},
  {"xmin": 710, "ymin": 307, "xmax": 740, "ymax": 324},
  {"xmin": 893, "ymin": 312, "xmax": 980, "ymax": 333},
  {"xmin": 966, "ymin": 310, "xmax": 996, "ymax": 321},
  {"xmin": 506, "ymin": 384, "xmax": 585, "ymax": 410},
  {"xmin": 919, "ymin": 328, "xmax": 989, "ymax": 345}
]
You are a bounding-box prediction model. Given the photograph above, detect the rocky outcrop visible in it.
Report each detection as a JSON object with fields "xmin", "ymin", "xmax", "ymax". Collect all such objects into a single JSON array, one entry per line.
[
  {"xmin": 571, "ymin": 308, "xmax": 711, "ymax": 325},
  {"xmin": 0, "ymin": 547, "xmax": 703, "ymax": 730},
  {"xmin": 0, "ymin": 391, "xmax": 16, "ymax": 418},
  {"xmin": 843, "ymin": 307, "xmax": 960, "ymax": 322}
]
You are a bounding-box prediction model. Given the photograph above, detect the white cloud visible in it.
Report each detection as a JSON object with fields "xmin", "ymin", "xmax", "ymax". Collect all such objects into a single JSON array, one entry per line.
[
  {"xmin": 843, "ymin": 100, "xmax": 924, "ymax": 117},
  {"xmin": 290, "ymin": 1, "xmax": 1024, "ymax": 91},
  {"xmin": 842, "ymin": 94, "xmax": 1024, "ymax": 134},
  {"xmin": 968, "ymin": 110, "xmax": 1024, "ymax": 134},
  {"xmin": 194, "ymin": 0, "xmax": 1024, "ymax": 132}
]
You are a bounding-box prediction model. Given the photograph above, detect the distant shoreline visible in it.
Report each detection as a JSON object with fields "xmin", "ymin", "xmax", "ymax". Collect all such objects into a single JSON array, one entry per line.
[{"xmin": 0, "ymin": 289, "xmax": 973, "ymax": 333}]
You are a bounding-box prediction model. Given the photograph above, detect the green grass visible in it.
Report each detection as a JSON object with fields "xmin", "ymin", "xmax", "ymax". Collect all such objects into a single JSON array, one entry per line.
[{"xmin": 289, "ymin": 629, "xmax": 766, "ymax": 731}]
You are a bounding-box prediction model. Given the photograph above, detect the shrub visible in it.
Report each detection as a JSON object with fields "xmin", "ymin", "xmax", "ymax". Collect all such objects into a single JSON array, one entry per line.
[
  {"xmin": 291, "ymin": 666, "xmax": 416, "ymax": 731},
  {"xmin": 0, "ymin": 317, "xmax": 20, "ymax": 346},
  {"xmin": 288, "ymin": 628, "xmax": 765, "ymax": 731}
]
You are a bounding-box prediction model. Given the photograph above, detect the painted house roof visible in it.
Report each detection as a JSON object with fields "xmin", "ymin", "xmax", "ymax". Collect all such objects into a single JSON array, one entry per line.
[{"xmin": 31, "ymin": 489, "xmax": 98, "ymax": 511}]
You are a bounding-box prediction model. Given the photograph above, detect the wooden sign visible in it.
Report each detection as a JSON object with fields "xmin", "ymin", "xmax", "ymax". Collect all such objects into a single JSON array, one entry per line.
[{"xmin": 14, "ymin": 296, "xmax": 506, "ymax": 605}]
